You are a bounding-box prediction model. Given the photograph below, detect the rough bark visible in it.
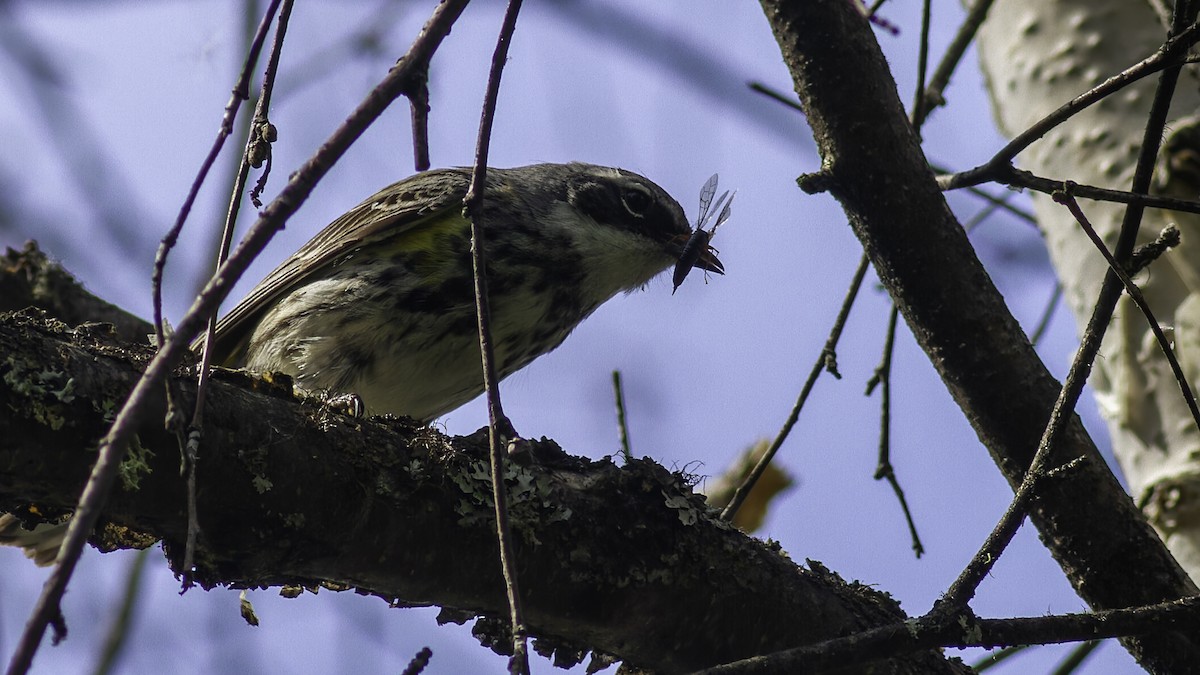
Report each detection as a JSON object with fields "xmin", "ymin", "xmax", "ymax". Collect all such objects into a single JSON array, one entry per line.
[
  {"xmin": 0, "ymin": 244, "xmax": 963, "ymax": 675},
  {"xmin": 758, "ymin": 0, "xmax": 1200, "ymax": 671}
]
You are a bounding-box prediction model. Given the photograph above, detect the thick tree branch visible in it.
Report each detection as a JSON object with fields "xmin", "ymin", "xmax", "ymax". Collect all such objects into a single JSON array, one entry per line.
[
  {"xmin": 0, "ymin": 247, "xmax": 966, "ymax": 674},
  {"xmin": 758, "ymin": 0, "xmax": 1200, "ymax": 671}
]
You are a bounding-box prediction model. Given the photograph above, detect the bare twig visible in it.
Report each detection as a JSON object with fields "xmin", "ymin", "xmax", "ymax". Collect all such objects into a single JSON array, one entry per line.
[
  {"xmin": 1051, "ymin": 640, "xmax": 1103, "ymax": 675},
  {"xmin": 151, "ymin": 0, "xmax": 283, "ymax": 351},
  {"xmin": 922, "ymin": 0, "xmax": 995, "ymax": 113},
  {"xmin": 940, "ymin": 19, "xmax": 1200, "ymax": 191},
  {"xmin": 270, "ymin": 0, "xmax": 408, "ymax": 102},
  {"xmin": 862, "ymin": 0, "xmax": 900, "ymax": 35},
  {"xmin": 1052, "ymin": 189, "xmax": 1199, "ymax": 434},
  {"xmin": 909, "ymin": 0, "xmax": 933, "ymax": 130},
  {"xmin": 949, "ymin": 179, "xmax": 1037, "ymax": 226},
  {"xmin": 1130, "ymin": 225, "xmax": 1182, "ymax": 275},
  {"xmin": 865, "ymin": 307, "xmax": 924, "ymax": 557},
  {"xmin": 695, "ymin": 595, "xmax": 1200, "ymax": 675},
  {"xmin": 946, "ymin": 163, "xmax": 1200, "ymax": 216},
  {"xmin": 410, "ymin": 74, "xmax": 431, "ymax": 171},
  {"xmin": 1029, "ymin": 283, "xmax": 1063, "ymax": 346},
  {"xmin": 722, "ymin": 254, "xmax": 869, "ymax": 521},
  {"xmin": 746, "ymin": 80, "xmax": 802, "ymax": 110},
  {"xmin": 189, "ymin": 1, "xmax": 264, "ymax": 300},
  {"xmin": 612, "ymin": 370, "xmax": 634, "ymax": 462},
  {"xmin": 91, "ymin": 549, "xmax": 151, "ymax": 675},
  {"xmin": 1148, "ymin": 0, "xmax": 1175, "ymax": 31},
  {"xmin": 748, "ymin": 82, "xmax": 1039, "ymax": 225},
  {"xmin": 460, "ymin": 0, "xmax": 529, "ymax": 672},
  {"xmin": 856, "ymin": 19, "xmax": 953, "ymax": 557},
  {"xmin": 971, "ymin": 645, "xmax": 1030, "ymax": 672},
  {"xmin": 4, "ymin": 3, "xmax": 469, "ymax": 673},
  {"xmin": 960, "ymin": 200, "xmax": 1003, "ymax": 232}
]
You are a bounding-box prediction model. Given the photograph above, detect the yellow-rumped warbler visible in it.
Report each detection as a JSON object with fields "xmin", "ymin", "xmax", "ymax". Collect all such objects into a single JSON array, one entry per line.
[
  {"xmin": 0, "ymin": 162, "xmax": 723, "ymax": 565},
  {"xmin": 206, "ymin": 162, "xmax": 722, "ymax": 421}
]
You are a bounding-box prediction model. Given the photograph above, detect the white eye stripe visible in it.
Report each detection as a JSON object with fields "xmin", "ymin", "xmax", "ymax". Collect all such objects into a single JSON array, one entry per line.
[{"xmin": 621, "ymin": 184, "xmax": 655, "ymax": 216}]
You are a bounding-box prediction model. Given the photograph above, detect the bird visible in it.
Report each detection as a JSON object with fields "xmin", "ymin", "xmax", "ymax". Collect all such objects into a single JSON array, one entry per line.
[
  {"xmin": 204, "ymin": 162, "xmax": 722, "ymax": 421},
  {"xmin": 1, "ymin": 162, "xmax": 723, "ymax": 565}
]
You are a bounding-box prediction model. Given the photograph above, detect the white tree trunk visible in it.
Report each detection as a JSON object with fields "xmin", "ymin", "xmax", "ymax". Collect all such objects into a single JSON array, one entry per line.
[{"xmin": 976, "ymin": 0, "xmax": 1200, "ymax": 575}]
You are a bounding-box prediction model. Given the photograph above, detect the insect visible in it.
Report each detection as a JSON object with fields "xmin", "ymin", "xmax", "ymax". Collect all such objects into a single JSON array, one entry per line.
[{"xmin": 672, "ymin": 173, "xmax": 734, "ymax": 294}]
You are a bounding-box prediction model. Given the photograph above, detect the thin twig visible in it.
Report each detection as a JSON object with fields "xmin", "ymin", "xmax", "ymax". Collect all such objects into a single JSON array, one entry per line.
[
  {"xmin": 1148, "ymin": 0, "xmax": 1176, "ymax": 32},
  {"xmin": 3, "ymin": 4, "xmax": 469, "ymax": 674},
  {"xmin": 960, "ymin": 200, "xmax": 1002, "ymax": 231},
  {"xmin": 951, "ymin": 180, "xmax": 1037, "ymax": 226},
  {"xmin": 746, "ymin": 80, "xmax": 802, "ymax": 111},
  {"xmin": 748, "ymin": 82, "xmax": 1040, "ymax": 225},
  {"xmin": 940, "ymin": 19, "xmax": 1200, "ymax": 191},
  {"xmin": 178, "ymin": 427, "xmax": 200, "ymax": 591},
  {"xmin": 1053, "ymin": 189, "xmax": 1200, "ymax": 434},
  {"xmin": 461, "ymin": 1, "xmax": 529, "ymax": 672},
  {"xmin": 959, "ymin": 198, "xmax": 1061, "ymax": 348},
  {"xmin": 936, "ymin": 459, "xmax": 1043, "ymax": 613},
  {"xmin": 91, "ymin": 549, "xmax": 151, "ymax": 675},
  {"xmin": 865, "ymin": 307, "xmax": 924, "ymax": 557},
  {"xmin": 151, "ymin": 0, "xmax": 283, "ymax": 350},
  {"xmin": 909, "ymin": 0, "xmax": 933, "ymax": 130},
  {"xmin": 739, "ymin": 79, "xmax": 1022, "ymax": 530},
  {"xmin": 922, "ymin": 0, "xmax": 995, "ymax": 113},
  {"xmin": 694, "ymin": 595, "xmax": 1200, "ymax": 675},
  {"xmin": 612, "ymin": 370, "xmax": 634, "ymax": 462},
  {"xmin": 1129, "ymin": 226, "xmax": 1181, "ymax": 275},
  {"xmin": 971, "ymin": 645, "xmax": 1030, "ymax": 672},
  {"xmin": 858, "ymin": 26, "xmax": 947, "ymax": 557},
  {"xmin": 1050, "ymin": 640, "xmax": 1103, "ymax": 675},
  {"xmin": 410, "ymin": 74, "xmax": 431, "ymax": 171},
  {"xmin": 946, "ymin": 163, "xmax": 1200, "ymax": 216},
  {"xmin": 269, "ymin": 0, "xmax": 407, "ymax": 102},
  {"xmin": 722, "ymin": 254, "xmax": 869, "ymax": 521},
  {"xmin": 1029, "ymin": 283, "xmax": 1063, "ymax": 346},
  {"xmin": 191, "ymin": 2, "xmax": 263, "ymax": 300},
  {"xmin": 862, "ymin": 0, "xmax": 900, "ymax": 34}
]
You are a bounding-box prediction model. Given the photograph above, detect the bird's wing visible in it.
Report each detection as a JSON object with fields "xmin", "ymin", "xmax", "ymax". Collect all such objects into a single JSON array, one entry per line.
[{"xmin": 203, "ymin": 168, "xmax": 472, "ymax": 365}]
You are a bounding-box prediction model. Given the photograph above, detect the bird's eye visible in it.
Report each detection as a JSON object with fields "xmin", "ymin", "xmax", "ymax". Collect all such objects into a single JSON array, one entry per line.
[{"xmin": 621, "ymin": 186, "xmax": 654, "ymax": 216}]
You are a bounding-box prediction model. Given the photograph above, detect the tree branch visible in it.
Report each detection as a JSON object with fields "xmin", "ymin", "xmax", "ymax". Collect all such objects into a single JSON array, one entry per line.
[
  {"xmin": 758, "ymin": 0, "xmax": 1200, "ymax": 671},
  {"xmin": 0, "ymin": 246, "xmax": 966, "ymax": 675}
]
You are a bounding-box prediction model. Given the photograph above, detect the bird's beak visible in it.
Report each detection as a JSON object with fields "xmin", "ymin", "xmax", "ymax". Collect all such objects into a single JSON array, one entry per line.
[
  {"xmin": 667, "ymin": 231, "xmax": 725, "ymax": 295},
  {"xmin": 666, "ymin": 233, "xmax": 725, "ymax": 274},
  {"xmin": 693, "ymin": 247, "xmax": 724, "ymax": 274}
]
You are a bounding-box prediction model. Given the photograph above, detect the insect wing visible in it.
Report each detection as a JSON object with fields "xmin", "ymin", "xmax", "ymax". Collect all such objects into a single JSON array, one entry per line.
[
  {"xmin": 696, "ymin": 173, "xmax": 719, "ymax": 230},
  {"xmin": 712, "ymin": 189, "xmax": 736, "ymax": 234},
  {"xmin": 704, "ymin": 189, "xmax": 731, "ymax": 234}
]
